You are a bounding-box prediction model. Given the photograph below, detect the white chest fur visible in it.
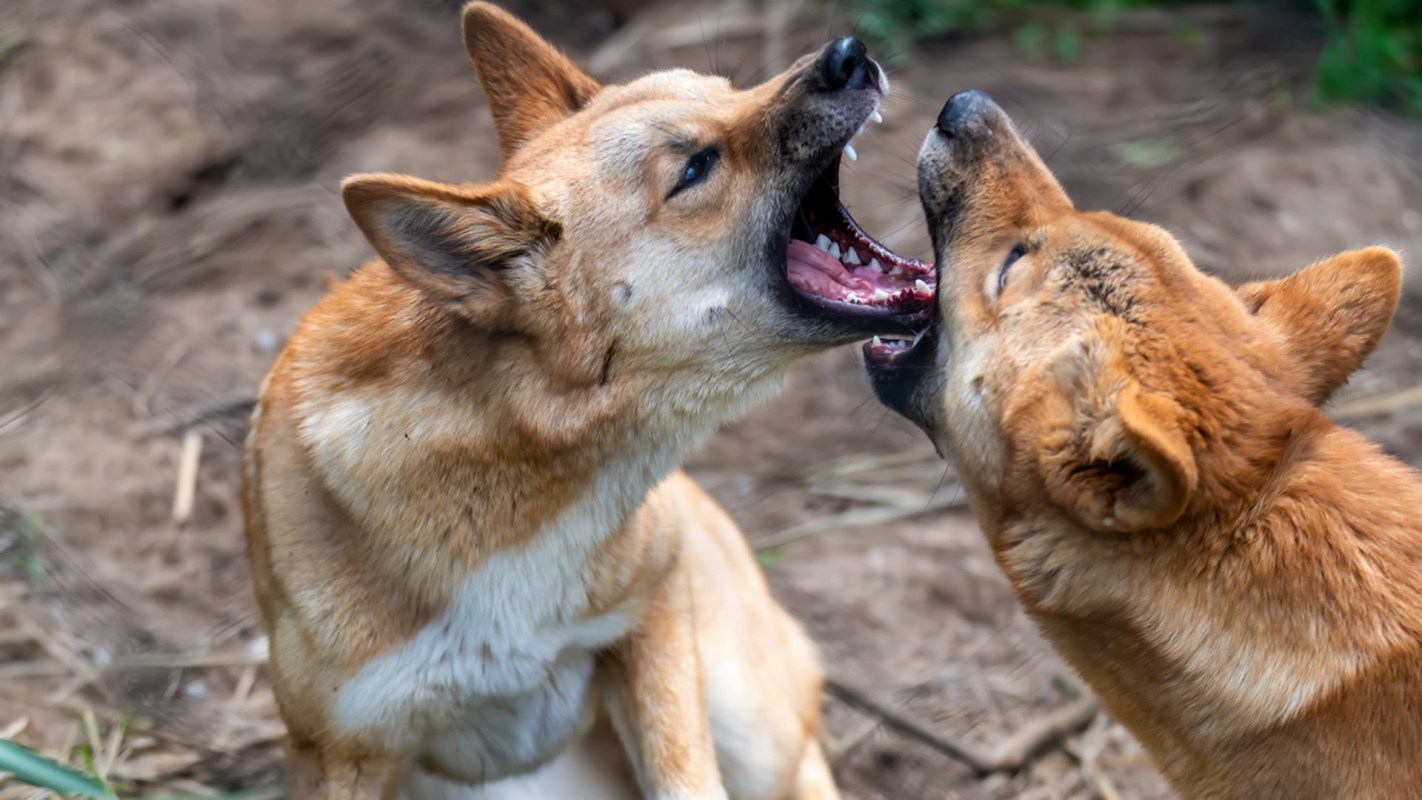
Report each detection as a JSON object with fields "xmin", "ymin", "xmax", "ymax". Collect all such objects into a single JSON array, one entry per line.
[{"xmin": 328, "ymin": 445, "xmax": 681, "ymax": 778}]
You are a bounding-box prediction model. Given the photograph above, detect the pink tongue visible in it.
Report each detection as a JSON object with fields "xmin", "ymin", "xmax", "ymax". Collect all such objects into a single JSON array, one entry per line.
[{"xmin": 786, "ymin": 240, "xmax": 869, "ymax": 298}]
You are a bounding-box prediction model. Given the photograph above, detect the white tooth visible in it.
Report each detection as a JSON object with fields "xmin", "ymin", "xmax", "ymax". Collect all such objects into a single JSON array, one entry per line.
[
  {"xmin": 844, "ymin": 248, "xmax": 861, "ymax": 265},
  {"xmin": 915, "ymin": 279, "xmax": 931, "ymax": 293},
  {"xmin": 857, "ymin": 124, "xmax": 866, "ymax": 136},
  {"xmin": 869, "ymin": 257, "xmax": 883, "ymax": 272},
  {"xmin": 828, "ymin": 242, "xmax": 841, "ymax": 259},
  {"xmin": 870, "ymin": 110, "xmax": 883, "ymax": 124},
  {"xmin": 814, "ymin": 233, "xmax": 832, "ymax": 252},
  {"xmin": 872, "ymin": 289, "xmax": 890, "ymax": 301},
  {"xmin": 843, "ymin": 142, "xmax": 857, "ymax": 162},
  {"xmin": 872, "ymin": 335, "xmax": 883, "ymax": 346}
]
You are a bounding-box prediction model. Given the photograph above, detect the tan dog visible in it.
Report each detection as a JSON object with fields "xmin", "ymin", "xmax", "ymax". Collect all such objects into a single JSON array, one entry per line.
[
  {"xmin": 866, "ymin": 90, "xmax": 1422, "ymax": 799},
  {"xmin": 242, "ymin": 4, "xmax": 935, "ymax": 799}
]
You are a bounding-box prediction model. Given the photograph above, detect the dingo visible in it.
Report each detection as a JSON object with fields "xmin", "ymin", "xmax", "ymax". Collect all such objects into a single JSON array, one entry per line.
[
  {"xmin": 867, "ymin": 89, "xmax": 1421, "ymax": 799},
  {"xmin": 242, "ymin": 4, "xmax": 934, "ymax": 799}
]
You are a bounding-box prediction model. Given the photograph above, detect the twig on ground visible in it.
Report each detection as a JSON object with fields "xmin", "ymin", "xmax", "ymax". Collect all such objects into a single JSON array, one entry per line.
[
  {"xmin": 171, "ymin": 429, "xmax": 203, "ymax": 526},
  {"xmin": 138, "ymin": 397, "xmax": 256, "ymax": 438},
  {"xmin": 822, "ymin": 716, "xmax": 880, "ymax": 763},
  {"xmin": 1064, "ymin": 714, "xmax": 1124, "ymax": 800},
  {"xmin": 824, "ymin": 677, "xmax": 1099, "ymax": 775}
]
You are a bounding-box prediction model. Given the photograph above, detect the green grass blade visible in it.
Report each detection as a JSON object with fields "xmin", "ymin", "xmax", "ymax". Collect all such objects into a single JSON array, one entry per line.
[{"xmin": 0, "ymin": 739, "xmax": 114, "ymax": 797}]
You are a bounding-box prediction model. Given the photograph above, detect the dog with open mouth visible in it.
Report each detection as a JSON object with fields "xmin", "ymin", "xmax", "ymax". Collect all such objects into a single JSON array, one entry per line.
[
  {"xmin": 868, "ymin": 89, "xmax": 1422, "ymax": 799},
  {"xmin": 242, "ymin": 4, "xmax": 933, "ymax": 799}
]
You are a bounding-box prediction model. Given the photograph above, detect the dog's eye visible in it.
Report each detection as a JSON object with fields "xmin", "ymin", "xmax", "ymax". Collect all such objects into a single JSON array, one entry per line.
[
  {"xmin": 668, "ymin": 147, "xmax": 719, "ymax": 198},
  {"xmin": 998, "ymin": 244, "xmax": 1026, "ymax": 293}
]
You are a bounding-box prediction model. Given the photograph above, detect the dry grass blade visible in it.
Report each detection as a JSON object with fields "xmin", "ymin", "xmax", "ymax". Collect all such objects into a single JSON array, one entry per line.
[
  {"xmin": 1332, "ymin": 384, "xmax": 1422, "ymax": 418},
  {"xmin": 755, "ymin": 489, "xmax": 964, "ymax": 551},
  {"xmin": 0, "ymin": 649, "xmax": 266, "ymax": 681}
]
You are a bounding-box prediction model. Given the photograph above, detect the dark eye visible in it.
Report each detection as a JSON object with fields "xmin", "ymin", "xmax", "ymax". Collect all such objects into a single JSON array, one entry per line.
[
  {"xmin": 669, "ymin": 147, "xmax": 719, "ymax": 198},
  {"xmin": 998, "ymin": 244, "xmax": 1026, "ymax": 292}
]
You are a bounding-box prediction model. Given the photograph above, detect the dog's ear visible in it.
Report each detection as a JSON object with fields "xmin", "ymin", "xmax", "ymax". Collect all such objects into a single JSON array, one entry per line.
[
  {"xmin": 1236, "ymin": 247, "xmax": 1402, "ymax": 405},
  {"xmin": 461, "ymin": 2, "xmax": 602, "ymax": 158},
  {"xmin": 342, "ymin": 173, "xmax": 559, "ymax": 329},
  {"xmin": 1029, "ymin": 333, "xmax": 1198, "ymax": 534}
]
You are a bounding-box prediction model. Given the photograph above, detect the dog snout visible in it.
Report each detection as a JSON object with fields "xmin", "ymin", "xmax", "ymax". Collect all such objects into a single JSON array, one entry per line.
[
  {"xmin": 935, "ymin": 90, "xmax": 1005, "ymax": 141},
  {"xmin": 816, "ymin": 36, "xmax": 876, "ymax": 91}
]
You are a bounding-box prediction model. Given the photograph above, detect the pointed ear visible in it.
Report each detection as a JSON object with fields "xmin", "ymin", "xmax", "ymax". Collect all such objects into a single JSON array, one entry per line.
[
  {"xmin": 341, "ymin": 173, "xmax": 559, "ymax": 328},
  {"xmin": 1034, "ymin": 339, "xmax": 1198, "ymax": 534},
  {"xmin": 461, "ymin": 2, "xmax": 602, "ymax": 158},
  {"xmin": 1236, "ymin": 247, "xmax": 1402, "ymax": 405}
]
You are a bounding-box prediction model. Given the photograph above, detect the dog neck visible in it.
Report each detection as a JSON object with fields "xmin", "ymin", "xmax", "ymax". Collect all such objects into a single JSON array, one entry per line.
[
  {"xmin": 280, "ymin": 262, "xmax": 771, "ymax": 571},
  {"xmin": 1001, "ymin": 407, "xmax": 1422, "ymax": 796}
]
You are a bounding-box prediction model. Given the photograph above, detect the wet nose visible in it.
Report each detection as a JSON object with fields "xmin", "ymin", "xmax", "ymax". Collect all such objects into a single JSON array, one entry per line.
[
  {"xmin": 817, "ymin": 36, "xmax": 874, "ymax": 91},
  {"xmin": 935, "ymin": 90, "xmax": 1003, "ymax": 139}
]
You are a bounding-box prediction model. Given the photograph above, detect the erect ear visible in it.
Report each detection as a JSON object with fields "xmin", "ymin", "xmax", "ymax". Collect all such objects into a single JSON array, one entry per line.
[
  {"xmin": 1236, "ymin": 247, "xmax": 1402, "ymax": 405},
  {"xmin": 341, "ymin": 173, "xmax": 559, "ymax": 328},
  {"xmin": 1032, "ymin": 336, "xmax": 1198, "ymax": 534},
  {"xmin": 461, "ymin": 2, "xmax": 602, "ymax": 159}
]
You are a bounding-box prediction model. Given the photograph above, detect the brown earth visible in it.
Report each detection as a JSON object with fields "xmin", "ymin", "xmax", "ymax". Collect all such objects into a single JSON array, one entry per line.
[{"xmin": 3, "ymin": 1, "xmax": 1421, "ymax": 798}]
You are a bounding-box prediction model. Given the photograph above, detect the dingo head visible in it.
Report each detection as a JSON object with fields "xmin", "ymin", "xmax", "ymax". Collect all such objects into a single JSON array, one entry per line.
[
  {"xmin": 868, "ymin": 90, "xmax": 1401, "ymax": 538},
  {"xmin": 340, "ymin": 3, "xmax": 933, "ymax": 433}
]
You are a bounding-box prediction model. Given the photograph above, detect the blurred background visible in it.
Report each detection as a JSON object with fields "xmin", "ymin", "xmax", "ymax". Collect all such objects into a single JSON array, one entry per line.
[{"xmin": 1, "ymin": 0, "xmax": 1420, "ymax": 797}]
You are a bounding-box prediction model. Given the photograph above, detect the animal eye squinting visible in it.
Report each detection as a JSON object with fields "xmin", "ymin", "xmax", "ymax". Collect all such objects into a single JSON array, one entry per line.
[
  {"xmin": 668, "ymin": 147, "xmax": 720, "ymax": 198},
  {"xmin": 998, "ymin": 244, "xmax": 1026, "ymax": 292}
]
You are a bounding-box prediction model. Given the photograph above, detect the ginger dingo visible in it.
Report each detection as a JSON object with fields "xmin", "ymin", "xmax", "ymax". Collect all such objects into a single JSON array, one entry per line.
[
  {"xmin": 242, "ymin": 4, "xmax": 934, "ymax": 799},
  {"xmin": 867, "ymin": 90, "xmax": 1421, "ymax": 799}
]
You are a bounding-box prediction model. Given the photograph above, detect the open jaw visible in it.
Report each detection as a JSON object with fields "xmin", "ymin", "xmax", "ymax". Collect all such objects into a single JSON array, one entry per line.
[{"xmin": 785, "ymin": 153, "xmax": 936, "ymax": 342}]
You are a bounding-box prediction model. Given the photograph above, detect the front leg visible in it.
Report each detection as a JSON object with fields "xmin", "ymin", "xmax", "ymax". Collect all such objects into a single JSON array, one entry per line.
[{"xmin": 599, "ymin": 574, "xmax": 727, "ymax": 800}]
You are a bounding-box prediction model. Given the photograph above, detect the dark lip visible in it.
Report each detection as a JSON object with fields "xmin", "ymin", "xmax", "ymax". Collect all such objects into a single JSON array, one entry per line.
[{"xmin": 863, "ymin": 317, "xmax": 939, "ymax": 428}]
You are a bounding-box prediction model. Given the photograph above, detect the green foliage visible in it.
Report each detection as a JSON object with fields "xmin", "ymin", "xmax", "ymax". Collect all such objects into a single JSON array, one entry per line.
[
  {"xmin": 0, "ymin": 738, "xmax": 114, "ymax": 798},
  {"xmin": 1312, "ymin": 0, "xmax": 1422, "ymax": 113},
  {"xmin": 849, "ymin": 0, "xmax": 1174, "ymax": 63},
  {"xmin": 843, "ymin": 0, "xmax": 1422, "ymax": 113}
]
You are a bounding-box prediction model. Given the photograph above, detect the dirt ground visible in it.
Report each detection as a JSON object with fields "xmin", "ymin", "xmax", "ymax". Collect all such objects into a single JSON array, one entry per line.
[{"xmin": 3, "ymin": 0, "xmax": 1422, "ymax": 798}]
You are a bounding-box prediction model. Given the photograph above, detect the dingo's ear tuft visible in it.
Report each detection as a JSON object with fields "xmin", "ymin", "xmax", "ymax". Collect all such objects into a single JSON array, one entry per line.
[
  {"xmin": 342, "ymin": 173, "xmax": 558, "ymax": 328},
  {"xmin": 1032, "ymin": 335, "xmax": 1198, "ymax": 534},
  {"xmin": 461, "ymin": 2, "xmax": 602, "ymax": 159},
  {"xmin": 1237, "ymin": 247, "xmax": 1402, "ymax": 405}
]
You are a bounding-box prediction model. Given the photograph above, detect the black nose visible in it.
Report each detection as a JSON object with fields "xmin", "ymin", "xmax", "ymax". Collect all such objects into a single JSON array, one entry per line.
[
  {"xmin": 817, "ymin": 36, "xmax": 874, "ymax": 91},
  {"xmin": 936, "ymin": 90, "xmax": 1001, "ymax": 138}
]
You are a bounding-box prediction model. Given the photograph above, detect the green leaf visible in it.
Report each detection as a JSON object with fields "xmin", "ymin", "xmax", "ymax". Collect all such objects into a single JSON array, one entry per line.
[
  {"xmin": 0, "ymin": 739, "xmax": 114, "ymax": 797},
  {"xmin": 1052, "ymin": 25, "xmax": 1082, "ymax": 63},
  {"xmin": 1115, "ymin": 137, "xmax": 1181, "ymax": 169},
  {"xmin": 756, "ymin": 548, "xmax": 786, "ymax": 568}
]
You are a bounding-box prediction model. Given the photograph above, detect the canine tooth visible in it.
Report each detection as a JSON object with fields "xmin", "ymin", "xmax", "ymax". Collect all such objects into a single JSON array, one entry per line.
[
  {"xmin": 844, "ymin": 248, "xmax": 861, "ymax": 265},
  {"xmin": 872, "ymin": 335, "xmax": 883, "ymax": 346},
  {"xmin": 814, "ymin": 234, "xmax": 832, "ymax": 252},
  {"xmin": 870, "ymin": 110, "xmax": 883, "ymax": 124},
  {"xmin": 828, "ymin": 242, "xmax": 841, "ymax": 259},
  {"xmin": 843, "ymin": 142, "xmax": 858, "ymax": 161},
  {"xmin": 872, "ymin": 289, "xmax": 890, "ymax": 301},
  {"xmin": 857, "ymin": 124, "xmax": 866, "ymax": 136},
  {"xmin": 869, "ymin": 257, "xmax": 883, "ymax": 272},
  {"xmin": 915, "ymin": 279, "xmax": 931, "ymax": 293}
]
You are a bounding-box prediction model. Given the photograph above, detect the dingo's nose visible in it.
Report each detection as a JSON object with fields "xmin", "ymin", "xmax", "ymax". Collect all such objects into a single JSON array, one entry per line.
[
  {"xmin": 817, "ymin": 36, "xmax": 873, "ymax": 91},
  {"xmin": 935, "ymin": 90, "xmax": 1002, "ymax": 139}
]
